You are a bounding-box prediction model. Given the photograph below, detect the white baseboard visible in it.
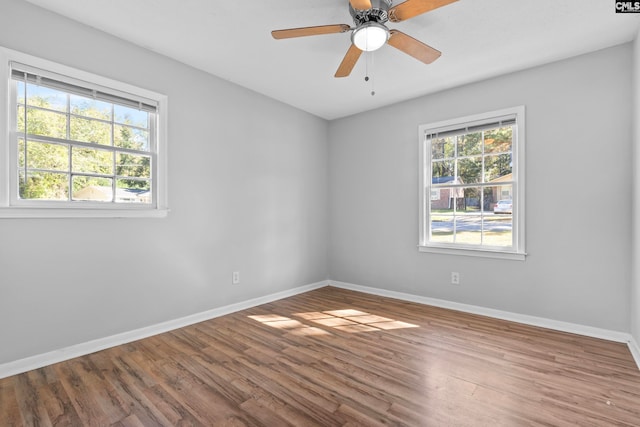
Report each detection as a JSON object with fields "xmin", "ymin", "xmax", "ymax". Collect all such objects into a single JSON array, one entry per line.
[
  {"xmin": 0, "ymin": 280, "xmax": 329, "ymax": 380},
  {"xmin": 330, "ymin": 280, "xmax": 639, "ymax": 370},
  {"xmin": 629, "ymin": 336, "xmax": 640, "ymax": 370}
]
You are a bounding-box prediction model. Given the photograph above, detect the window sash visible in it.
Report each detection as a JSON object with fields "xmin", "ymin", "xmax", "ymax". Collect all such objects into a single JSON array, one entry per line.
[
  {"xmin": 13, "ymin": 133, "xmax": 157, "ymax": 208},
  {"xmin": 427, "ymin": 128, "xmax": 514, "ymax": 188}
]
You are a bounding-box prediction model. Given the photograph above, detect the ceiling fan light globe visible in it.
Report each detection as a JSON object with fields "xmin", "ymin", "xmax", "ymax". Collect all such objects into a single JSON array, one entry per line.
[{"xmin": 352, "ymin": 22, "xmax": 389, "ymax": 52}]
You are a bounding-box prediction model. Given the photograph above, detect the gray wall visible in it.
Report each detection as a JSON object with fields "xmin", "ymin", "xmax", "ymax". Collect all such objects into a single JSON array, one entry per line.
[
  {"xmin": 0, "ymin": 0, "xmax": 329, "ymax": 364},
  {"xmin": 1, "ymin": 0, "xmax": 637, "ymax": 368},
  {"xmin": 329, "ymin": 44, "xmax": 633, "ymax": 332},
  {"xmin": 633, "ymin": 32, "xmax": 640, "ymax": 345}
]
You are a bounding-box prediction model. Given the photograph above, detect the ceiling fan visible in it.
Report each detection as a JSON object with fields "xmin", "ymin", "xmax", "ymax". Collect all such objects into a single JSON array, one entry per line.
[{"xmin": 271, "ymin": 0, "xmax": 457, "ymax": 78}]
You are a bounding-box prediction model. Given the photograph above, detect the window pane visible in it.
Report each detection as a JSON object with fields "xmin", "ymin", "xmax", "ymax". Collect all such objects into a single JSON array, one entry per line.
[
  {"xmin": 116, "ymin": 179, "xmax": 151, "ymax": 204},
  {"xmin": 431, "ymin": 136, "xmax": 455, "ymax": 159},
  {"xmin": 482, "ymin": 186, "xmax": 495, "ymax": 212},
  {"xmin": 70, "ymin": 116, "xmax": 111, "ymax": 145},
  {"xmin": 430, "ymin": 213, "xmax": 454, "ymax": 243},
  {"xmin": 432, "ymin": 160, "xmax": 454, "ymax": 180},
  {"xmin": 16, "ymin": 105, "xmax": 24, "ymax": 134},
  {"xmin": 18, "ymin": 138, "xmax": 24, "ymax": 168},
  {"xmin": 487, "ymin": 184, "xmax": 513, "ymax": 211},
  {"xmin": 26, "ymin": 84, "xmax": 67, "ymax": 112},
  {"xmin": 116, "ymin": 152, "xmax": 150, "ymax": 178},
  {"xmin": 487, "ymin": 183, "xmax": 513, "ymax": 246},
  {"xmin": 454, "ymin": 216, "xmax": 482, "ymax": 245},
  {"xmin": 114, "ymin": 105, "xmax": 148, "ymax": 128},
  {"xmin": 431, "ymin": 187, "xmax": 455, "ymax": 212},
  {"xmin": 20, "ymin": 106, "xmax": 67, "ymax": 138},
  {"xmin": 483, "ymin": 215, "xmax": 512, "ymax": 247},
  {"xmin": 484, "ymin": 126, "xmax": 512, "ymax": 154},
  {"xmin": 72, "ymin": 147, "xmax": 113, "ymax": 175},
  {"xmin": 19, "ymin": 170, "xmax": 69, "ymax": 200},
  {"xmin": 70, "ymin": 95, "xmax": 111, "ymax": 120},
  {"xmin": 114, "ymin": 125, "xmax": 149, "ymax": 151},
  {"xmin": 457, "ymin": 157, "xmax": 482, "ymax": 184},
  {"xmin": 461, "ymin": 187, "xmax": 481, "ymax": 212},
  {"xmin": 429, "ymin": 186, "xmax": 443, "ymax": 204},
  {"xmin": 16, "ymin": 81, "xmax": 25, "ymax": 104},
  {"xmin": 484, "ymin": 154, "xmax": 512, "ymax": 182},
  {"xmin": 20, "ymin": 140, "xmax": 69, "ymax": 171},
  {"xmin": 72, "ymin": 176, "xmax": 113, "ymax": 201},
  {"xmin": 457, "ymin": 133, "xmax": 482, "ymax": 156}
]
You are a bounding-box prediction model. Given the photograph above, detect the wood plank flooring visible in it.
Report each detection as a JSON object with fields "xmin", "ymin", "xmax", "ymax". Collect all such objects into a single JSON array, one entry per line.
[{"xmin": 1, "ymin": 286, "xmax": 640, "ymax": 426}]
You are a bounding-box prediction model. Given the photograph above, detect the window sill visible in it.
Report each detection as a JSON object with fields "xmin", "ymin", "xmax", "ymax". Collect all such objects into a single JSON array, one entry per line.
[
  {"xmin": 0, "ymin": 207, "xmax": 169, "ymax": 219},
  {"xmin": 419, "ymin": 245, "xmax": 526, "ymax": 261}
]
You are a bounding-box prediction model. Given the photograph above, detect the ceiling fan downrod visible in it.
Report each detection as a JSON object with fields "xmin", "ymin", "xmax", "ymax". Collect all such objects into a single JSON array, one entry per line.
[{"xmin": 349, "ymin": 0, "xmax": 392, "ymax": 26}]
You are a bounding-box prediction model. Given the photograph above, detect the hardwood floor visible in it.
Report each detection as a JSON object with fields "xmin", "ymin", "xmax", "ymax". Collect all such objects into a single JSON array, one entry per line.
[{"xmin": 1, "ymin": 286, "xmax": 640, "ymax": 426}]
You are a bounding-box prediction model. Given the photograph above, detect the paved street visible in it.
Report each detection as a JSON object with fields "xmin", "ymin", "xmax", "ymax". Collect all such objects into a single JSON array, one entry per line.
[{"xmin": 431, "ymin": 214, "xmax": 512, "ymax": 233}]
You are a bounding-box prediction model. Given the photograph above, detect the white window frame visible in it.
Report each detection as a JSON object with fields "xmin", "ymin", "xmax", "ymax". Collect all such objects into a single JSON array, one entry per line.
[
  {"xmin": 0, "ymin": 46, "xmax": 168, "ymax": 218},
  {"xmin": 418, "ymin": 106, "xmax": 526, "ymax": 260}
]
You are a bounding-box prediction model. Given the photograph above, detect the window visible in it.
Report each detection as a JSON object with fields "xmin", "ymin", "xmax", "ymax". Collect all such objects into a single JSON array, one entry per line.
[
  {"xmin": 418, "ymin": 106, "xmax": 525, "ymax": 260},
  {"xmin": 0, "ymin": 47, "xmax": 167, "ymax": 218}
]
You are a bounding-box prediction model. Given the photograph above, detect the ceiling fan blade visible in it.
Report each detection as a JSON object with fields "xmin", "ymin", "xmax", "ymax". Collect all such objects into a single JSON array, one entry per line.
[
  {"xmin": 388, "ymin": 30, "xmax": 441, "ymax": 64},
  {"xmin": 388, "ymin": 0, "xmax": 457, "ymax": 22},
  {"xmin": 335, "ymin": 44, "xmax": 363, "ymax": 78},
  {"xmin": 272, "ymin": 24, "xmax": 351, "ymax": 40},
  {"xmin": 350, "ymin": 0, "xmax": 372, "ymax": 10}
]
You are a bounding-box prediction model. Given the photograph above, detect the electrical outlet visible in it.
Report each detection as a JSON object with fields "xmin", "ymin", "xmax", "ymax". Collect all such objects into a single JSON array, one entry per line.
[
  {"xmin": 451, "ymin": 272, "xmax": 460, "ymax": 285},
  {"xmin": 232, "ymin": 271, "xmax": 240, "ymax": 284}
]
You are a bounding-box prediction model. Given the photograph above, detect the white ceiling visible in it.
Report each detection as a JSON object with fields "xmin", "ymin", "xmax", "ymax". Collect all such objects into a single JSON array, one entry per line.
[{"xmin": 24, "ymin": 0, "xmax": 640, "ymax": 120}]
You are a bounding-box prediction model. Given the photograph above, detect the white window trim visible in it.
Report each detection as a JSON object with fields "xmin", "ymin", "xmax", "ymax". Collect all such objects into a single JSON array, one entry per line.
[
  {"xmin": 0, "ymin": 46, "xmax": 169, "ymax": 218},
  {"xmin": 418, "ymin": 106, "xmax": 526, "ymax": 260}
]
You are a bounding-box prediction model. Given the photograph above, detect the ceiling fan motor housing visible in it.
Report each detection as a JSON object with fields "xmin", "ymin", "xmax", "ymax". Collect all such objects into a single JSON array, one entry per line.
[{"xmin": 349, "ymin": 0, "xmax": 392, "ymax": 26}]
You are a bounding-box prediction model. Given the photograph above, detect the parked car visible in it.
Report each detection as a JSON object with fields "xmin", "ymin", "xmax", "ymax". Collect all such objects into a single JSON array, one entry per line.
[{"xmin": 493, "ymin": 199, "xmax": 512, "ymax": 214}]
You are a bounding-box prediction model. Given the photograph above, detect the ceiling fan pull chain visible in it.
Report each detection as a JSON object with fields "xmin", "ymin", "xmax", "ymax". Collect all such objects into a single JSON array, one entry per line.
[
  {"xmin": 364, "ymin": 49, "xmax": 369, "ymax": 82},
  {"xmin": 371, "ymin": 51, "xmax": 375, "ymax": 96}
]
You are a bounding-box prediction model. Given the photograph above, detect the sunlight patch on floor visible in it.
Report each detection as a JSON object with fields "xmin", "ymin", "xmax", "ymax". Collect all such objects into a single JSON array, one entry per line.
[
  {"xmin": 249, "ymin": 309, "xmax": 418, "ymax": 334},
  {"xmin": 248, "ymin": 314, "xmax": 332, "ymax": 336}
]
